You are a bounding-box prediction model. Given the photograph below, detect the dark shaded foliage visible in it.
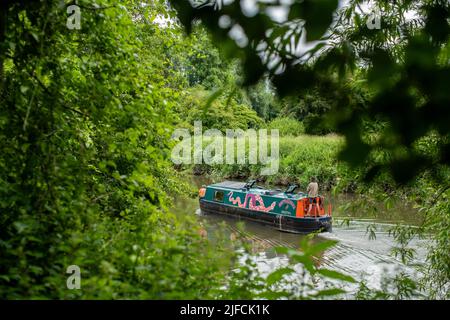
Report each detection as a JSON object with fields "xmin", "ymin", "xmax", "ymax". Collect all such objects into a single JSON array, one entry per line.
[{"xmin": 170, "ymin": 0, "xmax": 450, "ymax": 184}]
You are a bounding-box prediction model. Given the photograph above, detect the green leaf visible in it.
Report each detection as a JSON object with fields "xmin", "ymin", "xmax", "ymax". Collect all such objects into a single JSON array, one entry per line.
[
  {"xmin": 274, "ymin": 246, "xmax": 289, "ymax": 254},
  {"xmin": 306, "ymin": 240, "xmax": 338, "ymax": 256},
  {"xmin": 30, "ymin": 31, "xmax": 39, "ymax": 42},
  {"xmin": 317, "ymin": 268, "xmax": 356, "ymax": 283},
  {"xmin": 290, "ymin": 254, "xmax": 315, "ymax": 273},
  {"xmin": 202, "ymin": 88, "xmax": 224, "ymax": 113},
  {"xmin": 20, "ymin": 85, "xmax": 29, "ymax": 94},
  {"xmin": 258, "ymin": 290, "xmax": 291, "ymax": 299},
  {"xmin": 289, "ymin": 0, "xmax": 338, "ymax": 41},
  {"xmin": 266, "ymin": 267, "xmax": 295, "ymax": 286},
  {"xmin": 312, "ymin": 288, "xmax": 346, "ymax": 297},
  {"xmin": 13, "ymin": 221, "xmax": 28, "ymax": 234}
]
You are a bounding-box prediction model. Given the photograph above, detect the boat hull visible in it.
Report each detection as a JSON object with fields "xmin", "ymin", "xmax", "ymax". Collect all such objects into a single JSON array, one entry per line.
[{"xmin": 200, "ymin": 199, "xmax": 332, "ymax": 234}]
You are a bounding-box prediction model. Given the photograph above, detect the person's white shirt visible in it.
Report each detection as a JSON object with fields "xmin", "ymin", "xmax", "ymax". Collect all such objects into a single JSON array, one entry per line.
[{"xmin": 307, "ymin": 182, "xmax": 318, "ymax": 197}]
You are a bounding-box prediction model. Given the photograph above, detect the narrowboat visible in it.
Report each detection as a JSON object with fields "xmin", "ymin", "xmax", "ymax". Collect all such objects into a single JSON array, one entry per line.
[{"xmin": 198, "ymin": 180, "xmax": 332, "ymax": 234}]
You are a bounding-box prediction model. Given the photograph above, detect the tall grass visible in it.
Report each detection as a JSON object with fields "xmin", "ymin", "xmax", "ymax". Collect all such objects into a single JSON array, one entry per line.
[
  {"xmin": 177, "ymin": 134, "xmax": 360, "ymax": 191},
  {"xmin": 274, "ymin": 135, "xmax": 354, "ymax": 189},
  {"xmin": 267, "ymin": 117, "xmax": 305, "ymax": 136}
]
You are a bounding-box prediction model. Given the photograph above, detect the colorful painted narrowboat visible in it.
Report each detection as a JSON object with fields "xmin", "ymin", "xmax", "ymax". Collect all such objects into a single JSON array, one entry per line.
[{"xmin": 198, "ymin": 180, "xmax": 332, "ymax": 234}]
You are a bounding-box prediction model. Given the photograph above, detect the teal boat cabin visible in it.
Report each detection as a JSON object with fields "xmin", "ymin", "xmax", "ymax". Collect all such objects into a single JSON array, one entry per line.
[{"xmin": 199, "ymin": 180, "xmax": 332, "ymax": 234}]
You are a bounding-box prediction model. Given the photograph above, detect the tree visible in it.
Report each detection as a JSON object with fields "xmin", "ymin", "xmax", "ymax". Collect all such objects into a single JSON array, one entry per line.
[
  {"xmin": 169, "ymin": 0, "xmax": 450, "ymax": 183},
  {"xmin": 0, "ymin": 0, "xmax": 228, "ymax": 298}
]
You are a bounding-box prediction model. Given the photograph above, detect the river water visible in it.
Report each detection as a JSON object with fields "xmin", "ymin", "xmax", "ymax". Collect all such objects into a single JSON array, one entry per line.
[{"xmin": 172, "ymin": 176, "xmax": 429, "ymax": 296}]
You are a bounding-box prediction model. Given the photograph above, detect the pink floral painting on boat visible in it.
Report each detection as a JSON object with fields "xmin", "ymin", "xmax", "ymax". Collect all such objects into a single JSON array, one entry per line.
[{"xmin": 227, "ymin": 191, "xmax": 277, "ymax": 212}]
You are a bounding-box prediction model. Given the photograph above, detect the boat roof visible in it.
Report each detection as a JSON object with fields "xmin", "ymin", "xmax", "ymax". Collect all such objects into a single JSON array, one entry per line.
[
  {"xmin": 210, "ymin": 181, "xmax": 247, "ymax": 190},
  {"xmin": 208, "ymin": 181, "xmax": 310, "ymax": 200}
]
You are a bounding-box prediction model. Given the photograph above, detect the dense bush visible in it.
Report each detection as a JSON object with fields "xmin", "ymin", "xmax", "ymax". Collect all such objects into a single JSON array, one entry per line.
[
  {"xmin": 267, "ymin": 117, "xmax": 305, "ymax": 136},
  {"xmin": 1, "ymin": 0, "xmax": 448, "ymax": 300},
  {"xmin": 0, "ymin": 0, "xmax": 233, "ymax": 299},
  {"xmin": 184, "ymin": 134, "xmax": 360, "ymax": 191},
  {"xmin": 178, "ymin": 87, "xmax": 265, "ymax": 131}
]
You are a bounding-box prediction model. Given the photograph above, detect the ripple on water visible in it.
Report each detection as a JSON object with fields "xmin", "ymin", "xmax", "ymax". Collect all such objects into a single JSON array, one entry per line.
[
  {"xmin": 205, "ymin": 215, "xmax": 428, "ymax": 295},
  {"xmin": 171, "ymin": 189, "xmax": 428, "ymax": 297}
]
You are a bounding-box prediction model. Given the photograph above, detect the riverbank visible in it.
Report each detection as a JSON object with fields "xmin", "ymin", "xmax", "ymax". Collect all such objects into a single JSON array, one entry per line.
[
  {"xmin": 177, "ymin": 134, "xmax": 358, "ymax": 190},
  {"xmin": 177, "ymin": 174, "xmax": 424, "ymax": 226},
  {"xmin": 173, "ymin": 133, "xmax": 435, "ymax": 225},
  {"xmin": 175, "ymin": 134, "xmax": 427, "ymax": 198}
]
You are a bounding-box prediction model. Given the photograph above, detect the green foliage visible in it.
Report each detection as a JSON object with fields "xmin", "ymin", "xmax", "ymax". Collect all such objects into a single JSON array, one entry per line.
[
  {"xmin": 246, "ymin": 78, "xmax": 280, "ymax": 120},
  {"xmin": 225, "ymin": 234, "xmax": 354, "ymax": 299},
  {"xmin": 170, "ymin": 0, "xmax": 450, "ymax": 184},
  {"xmin": 0, "ymin": 0, "xmax": 449, "ymax": 300},
  {"xmin": 169, "ymin": 1, "xmax": 450, "ymax": 299},
  {"xmin": 177, "ymin": 87, "xmax": 265, "ymax": 131},
  {"xmin": 0, "ymin": 0, "xmax": 232, "ymax": 299},
  {"xmin": 0, "ymin": 0, "xmax": 356, "ymax": 300},
  {"xmin": 275, "ymin": 135, "xmax": 351, "ymax": 188},
  {"xmin": 183, "ymin": 29, "xmax": 235, "ymax": 90},
  {"xmin": 355, "ymin": 272, "xmax": 423, "ymax": 300},
  {"xmin": 267, "ymin": 237, "xmax": 354, "ymax": 299},
  {"xmin": 267, "ymin": 117, "xmax": 305, "ymax": 136},
  {"xmin": 420, "ymin": 187, "xmax": 450, "ymax": 299},
  {"xmin": 190, "ymin": 134, "xmax": 357, "ymax": 191},
  {"xmin": 388, "ymin": 225, "xmax": 418, "ymax": 265}
]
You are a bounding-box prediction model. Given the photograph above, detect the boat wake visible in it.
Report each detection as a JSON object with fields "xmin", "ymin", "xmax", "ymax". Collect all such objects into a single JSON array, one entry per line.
[{"xmin": 205, "ymin": 215, "xmax": 428, "ymax": 296}]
